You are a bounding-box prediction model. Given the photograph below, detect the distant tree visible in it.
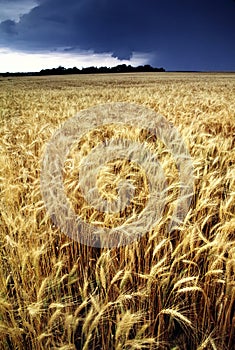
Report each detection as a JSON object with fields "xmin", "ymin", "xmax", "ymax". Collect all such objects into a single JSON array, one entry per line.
[{"xmin": 2, "ymin": 64, "xmax": 165, "ymax": 77}]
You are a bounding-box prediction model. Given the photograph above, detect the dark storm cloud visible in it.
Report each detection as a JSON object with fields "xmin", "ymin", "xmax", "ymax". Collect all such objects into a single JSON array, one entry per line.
[
  {"xmin": 0, "ymin": 0, "xmax": 162, "ymax": 59},
  {"xmin": 0, "ymin": 20, "xmax": 17, "ymax": 34},
  {"xmin": 0, "ymin": 0, "xmax": 235, "ymax": 69}
]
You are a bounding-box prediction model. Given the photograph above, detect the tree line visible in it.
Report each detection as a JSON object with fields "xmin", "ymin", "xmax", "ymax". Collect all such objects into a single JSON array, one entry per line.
[{"xmin": 1, "ymin": 64, "xmax": 165, "ymax": 77}]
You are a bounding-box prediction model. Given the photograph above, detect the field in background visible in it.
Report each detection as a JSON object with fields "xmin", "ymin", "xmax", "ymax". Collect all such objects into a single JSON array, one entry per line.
[{"xmin": 0, "ymin": 73, "xmax": 235, "ymax": 349}]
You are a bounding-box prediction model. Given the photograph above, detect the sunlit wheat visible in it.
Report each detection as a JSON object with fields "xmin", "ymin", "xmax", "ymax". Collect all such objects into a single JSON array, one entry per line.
[{"xmin": 0, "ymin": 73, "xmax": 234, "ymax": 349}]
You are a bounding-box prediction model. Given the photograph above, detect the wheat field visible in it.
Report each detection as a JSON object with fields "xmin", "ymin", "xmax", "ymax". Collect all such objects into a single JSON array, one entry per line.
[{"xmin": 0, "ymin": 72, "xmax": 235, "ymax": 349}]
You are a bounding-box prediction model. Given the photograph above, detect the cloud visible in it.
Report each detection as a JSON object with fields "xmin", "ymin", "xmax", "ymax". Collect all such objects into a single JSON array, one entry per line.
[
  {"xmin": 0, "ymin": 0, "xmax": 235, "ymax": 70},
  {"xmin": 0, "ymin": 47, "xmax": 151, "ymax": 72},
  {"xmin": 0, "ymin": 0, "xmax": 37, "ymax": 22},
  {"xmin": 0, "ymin": 0, "xmax": 166, "ymax": 59},
  {"xmin": 0, "ymin": 20, "xmax": 18, "ymax": 34}
]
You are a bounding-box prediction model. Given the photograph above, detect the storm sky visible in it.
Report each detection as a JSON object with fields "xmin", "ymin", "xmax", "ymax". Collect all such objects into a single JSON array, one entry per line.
[{"xmin": 0, "ymin": 0, "xmax": 234, "ymax": 72}]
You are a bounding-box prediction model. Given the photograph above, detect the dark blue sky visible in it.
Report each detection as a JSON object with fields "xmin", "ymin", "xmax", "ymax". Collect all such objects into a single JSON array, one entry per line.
[{"xmin": 0, "ymin": 0, "xmax": 235, "ymax": 71}]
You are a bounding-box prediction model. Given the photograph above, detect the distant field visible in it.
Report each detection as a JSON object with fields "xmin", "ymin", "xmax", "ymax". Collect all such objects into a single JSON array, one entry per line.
[{"xmin": 0, "ymin": 73, "xmax": 235, "ymax": 349}]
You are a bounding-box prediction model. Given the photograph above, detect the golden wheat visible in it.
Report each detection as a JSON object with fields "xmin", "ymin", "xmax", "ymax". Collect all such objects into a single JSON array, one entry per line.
[{"xmin": 0, "ymin": 73, "xmax": 235, "ymax": 349}]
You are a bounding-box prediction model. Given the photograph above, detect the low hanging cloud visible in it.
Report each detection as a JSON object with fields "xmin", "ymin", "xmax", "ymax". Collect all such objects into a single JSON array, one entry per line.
[
  {"xmin": 0, "ymin": 47, "xmax": 151, "ymax": 72},
  {"xmin": 0, "ymin": 0, "xmax": 163, "ymax": 60},
  {"xmin": 0, "ymin": 0, "xmax": 235, "ymax": 70}
]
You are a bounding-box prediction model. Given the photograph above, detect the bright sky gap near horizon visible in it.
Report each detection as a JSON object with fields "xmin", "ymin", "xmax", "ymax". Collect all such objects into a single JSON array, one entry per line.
[{"xmin": 0, "ymin": 0, "xmax": 234, "ymax": 73}]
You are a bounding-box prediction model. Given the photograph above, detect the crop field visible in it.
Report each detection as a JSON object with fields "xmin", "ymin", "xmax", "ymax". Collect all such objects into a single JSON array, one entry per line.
[{"xmin": 0, "ymin": 72, "xmax": 235, "ymax": 349}]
